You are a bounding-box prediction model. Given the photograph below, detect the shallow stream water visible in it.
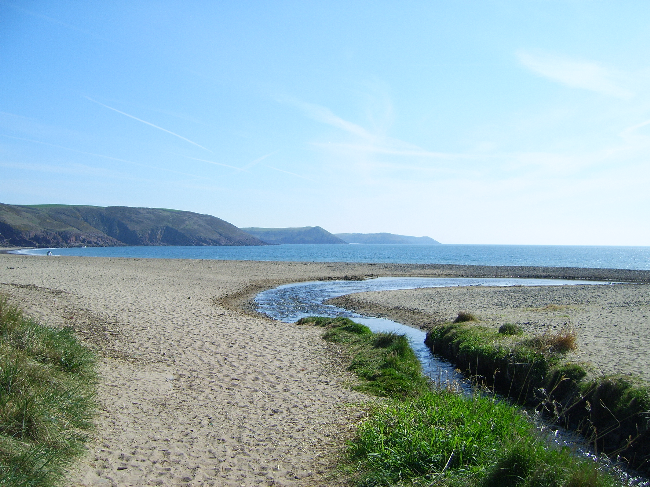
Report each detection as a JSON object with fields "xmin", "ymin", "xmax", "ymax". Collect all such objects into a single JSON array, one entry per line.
[
  {"xmin": 255, "ymin": 277, "xmax": 648, "ymax": 485},
  {"xmin": 255, "ymin": 277, "xmax": 606, "ymax": 389}
]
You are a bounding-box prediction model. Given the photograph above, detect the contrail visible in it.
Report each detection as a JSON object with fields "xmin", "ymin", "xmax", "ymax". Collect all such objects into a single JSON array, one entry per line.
[
  {"xmin": 177, "ymin": 154, "xmax": 244, "ymax": 171},
  {"xmin": 84, "ymin": 96, "xmax": 213, "ymax": 153},
  {"xmin": 236, "ymin": 151, "xmax": 279, "ymax": 172},
  {"xmin": 264, "ymin": 164, "xmax": 314, "ymax": 181},
  {"xmin": 622, "ymin": 118, "xmax": 650, "ymax": 135}
]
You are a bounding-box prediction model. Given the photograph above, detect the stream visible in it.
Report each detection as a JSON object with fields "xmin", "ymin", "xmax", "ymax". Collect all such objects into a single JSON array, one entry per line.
[
  {"xmin": 255, "ymin": 276, "xmax": 648, "ymax": 485},
  {"xmin": 255, "ymin": 277, "xmax": 606, "ymax": 390}
]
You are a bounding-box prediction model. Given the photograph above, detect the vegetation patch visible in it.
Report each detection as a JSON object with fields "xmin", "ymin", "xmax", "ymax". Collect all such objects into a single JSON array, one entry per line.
[
  {"xmin": 0, "ymin": 297, "xmax": 96, "ymax": 486},
  {"xmin": 424, "ymin": 320, "xmax": 554, "ymax": 403},
  {"xmin": 300, "ymin": 315, "xmax": 623, "ymax": 486},
  {"xmin": 498, "ymin": 323, "xmax": 522, "ymax": 336},
  {"xmin": 297, "ymin": 316, "xmax": 428, "ymax": 398},
  {"xmin": 425, "ymin": 314, "xmax": 650, "ymax": 475},
  {"xmin": 524, "ymin": 327, "xmax": 578, "ymax": 355},
  {"xmin": 453, "ymin": 311, "xmax": 477, "ymax": 323}
]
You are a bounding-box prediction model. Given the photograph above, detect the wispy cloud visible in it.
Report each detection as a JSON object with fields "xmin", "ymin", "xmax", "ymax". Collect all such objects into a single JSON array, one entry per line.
[
  {"xmin": 277, "ymin": 95, "xmax": 377, "ymax": 141},
  {"xmin": 179, "ymin": 151, "xmax": 283, "ymax": 176},
  {"xmin": 276, "ymin": 94, "xmax": 492, "ymax": 185},
  {"xmin": 311, "ymin": 142, "xmax": 476, "ymax": 160},
  {"xmin": 1, "ymin": 134, "xmax": 205, "ymax": 180},
  {"xmin": 0, "ymin": 111, "xmax": 84, "ymax": 141},
  {"xmin": 517, "ymin": 50, "xmax": 634, "ymax": 99},
  {"xmin": 0, "ymin": 160, "xmax": 111, "ymax": 177},
  {"xmin": 279, "ymin": 93, "xmax": 649, "ymax": 188},
  {"xmin": 279, "ymin": 96, "xmax": 452, "ymax": 161},
  {"xmin": 620, "ymin": 118, "xmax": 650, "ymax": 137},
  {"xmin": 84, "ymin": 96, "xmax": 213, "ymax": 152}
]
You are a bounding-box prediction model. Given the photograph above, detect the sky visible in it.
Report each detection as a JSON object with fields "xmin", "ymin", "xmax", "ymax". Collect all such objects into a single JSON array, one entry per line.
[{"xmin": 1, "ymin": 1, "xmax": 649, "ymax": 246}]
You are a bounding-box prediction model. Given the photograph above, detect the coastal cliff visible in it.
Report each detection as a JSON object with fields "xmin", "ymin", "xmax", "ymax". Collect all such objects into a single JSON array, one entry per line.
[{"xmin": 0, "ymin": 204, "xmax": 266, "ymax": 248}]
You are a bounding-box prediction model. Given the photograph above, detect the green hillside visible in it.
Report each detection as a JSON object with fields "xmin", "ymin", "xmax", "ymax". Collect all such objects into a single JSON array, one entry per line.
[
  {"xmin": 241, "ymin": 226, "xmax": 347, "ymax": 244},
  {"xmin": 0, "ymin": 204, "xmax": 266, "ymax": 248},
  {"xmin": 335, "ymin": 233, "xmax": 441, "ymax": 245}
]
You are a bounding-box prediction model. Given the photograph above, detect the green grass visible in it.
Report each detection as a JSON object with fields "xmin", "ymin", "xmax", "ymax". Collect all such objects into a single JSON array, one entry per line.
[
  {"xmin": 348, "ymin": 391, "xmax": 620, "ymax": 487},
  {"xmin": 453, "ymin": 311, "xmax": 477, "ymax": 323},
  {"xmin": 424, "ymin": 321, "xmax": 559, "ymax": 402},
  {"xmin": 425, "ymin": 318, "xmax": 650, "ymax": 476},
  {"xmin": 498, "ymin": 323, "xmax": 523, "ymax": 336},
  {"xmin": 300, "ymin": 316, "xmax": 624, "ymax": 487},
  {"xmin": 297, "ymin": 317, "xmax": 429, "ymax": 398},
  {"xmin": 0, "ymin": 297, "xmax": 96, "ymax": 486}
]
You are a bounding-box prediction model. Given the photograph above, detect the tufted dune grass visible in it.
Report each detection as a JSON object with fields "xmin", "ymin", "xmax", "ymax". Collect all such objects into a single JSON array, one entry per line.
[
  {"xmin": 0, "ymin": 297, "xmax": 96, "ymax": 486},
  {"xmin": 298, "ymin": 316, "xmax": 621, "ymax": 486},
  {"xmin": 425, "ymin": 314, "xmax": 650, "ymax": 477}
]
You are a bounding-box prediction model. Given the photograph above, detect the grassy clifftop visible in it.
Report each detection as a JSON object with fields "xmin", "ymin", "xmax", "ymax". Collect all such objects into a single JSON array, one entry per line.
[
  {"xmin": 0, "ymin": 204, "xmax": 266, "ymax": 248},
  {"xmin": 336, "ymin": 232, "xmax": 441, "ymax": 244},
  {"xmin": 241, "ymin": 226, "xmax": 347, "ymax": 244}
]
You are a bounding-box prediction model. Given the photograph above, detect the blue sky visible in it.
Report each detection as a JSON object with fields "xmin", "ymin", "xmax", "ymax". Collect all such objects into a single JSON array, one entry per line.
[{"xmin": 1, "ymin": 1, "xmax": 649, "ymax": 245}]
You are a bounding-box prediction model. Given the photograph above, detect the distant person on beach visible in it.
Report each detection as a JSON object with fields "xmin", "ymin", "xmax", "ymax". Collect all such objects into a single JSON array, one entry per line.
[{"xmin": 46, "ymin": 251, "xmax": 52, "ymax": 256}]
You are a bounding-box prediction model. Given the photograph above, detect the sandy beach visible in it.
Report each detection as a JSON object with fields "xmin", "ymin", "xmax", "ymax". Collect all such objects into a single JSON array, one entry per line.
[{"xmin": 1, "ymin": 254, "xmax": 649, "ymax": 486}]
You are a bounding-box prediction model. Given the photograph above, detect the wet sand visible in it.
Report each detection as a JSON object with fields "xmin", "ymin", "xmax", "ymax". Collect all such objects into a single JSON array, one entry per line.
[{"xmin": 1, "ymin": 254, "xmax": 648, "ymax": 485}]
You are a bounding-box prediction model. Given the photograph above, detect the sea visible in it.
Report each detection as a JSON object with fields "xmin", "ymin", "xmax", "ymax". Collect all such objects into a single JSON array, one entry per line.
[{"xmin": 15, "ymin": 244, "xmax": 650, "ymax": 270}]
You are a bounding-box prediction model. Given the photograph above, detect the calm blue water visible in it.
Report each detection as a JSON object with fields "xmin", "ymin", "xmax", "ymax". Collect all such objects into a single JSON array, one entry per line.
[{"xmin": 16, "ymin": 244, "xmax": 650, "ymax": 270}]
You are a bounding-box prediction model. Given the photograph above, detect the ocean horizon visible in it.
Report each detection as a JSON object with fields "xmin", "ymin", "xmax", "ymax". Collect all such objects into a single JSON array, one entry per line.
[{"xmin": 15, "ymin": 243, "xmax": 650, "ymax": 271}]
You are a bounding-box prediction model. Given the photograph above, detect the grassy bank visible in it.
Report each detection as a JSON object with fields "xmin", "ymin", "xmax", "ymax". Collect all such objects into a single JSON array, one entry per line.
[
  {"xmin": 0, "ymin": 297, "xmax": 96, "ymax": 486},
  {"xmin": 425, "ymin": 316, "xmax": 650, "ymax": 475},
  {"xmin": 299, "ymin": 316, "xmax": 622, "ymax": 486}
]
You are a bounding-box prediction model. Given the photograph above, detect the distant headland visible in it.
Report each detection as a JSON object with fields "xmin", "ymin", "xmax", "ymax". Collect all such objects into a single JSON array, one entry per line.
[
  {"xmin": 0, "ymin": 204, "xmax": 264, "ymax": 248},
  {"xmin": 335, "ymin": 233, "xmax": 440, "ymax": 245},
  {"xmin": 0, "ymin": 203, "xmax": 440, "ymax": 248}
]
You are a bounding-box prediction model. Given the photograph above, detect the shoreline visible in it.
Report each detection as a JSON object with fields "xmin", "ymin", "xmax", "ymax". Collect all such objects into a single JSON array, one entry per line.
[
  {"xmin": 1, "ymin": 254, "xmax": 649, "ymax": 485},
  {"xmin": 3, "ymin": 246, "xmax": 650, "ymax": 281}
]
